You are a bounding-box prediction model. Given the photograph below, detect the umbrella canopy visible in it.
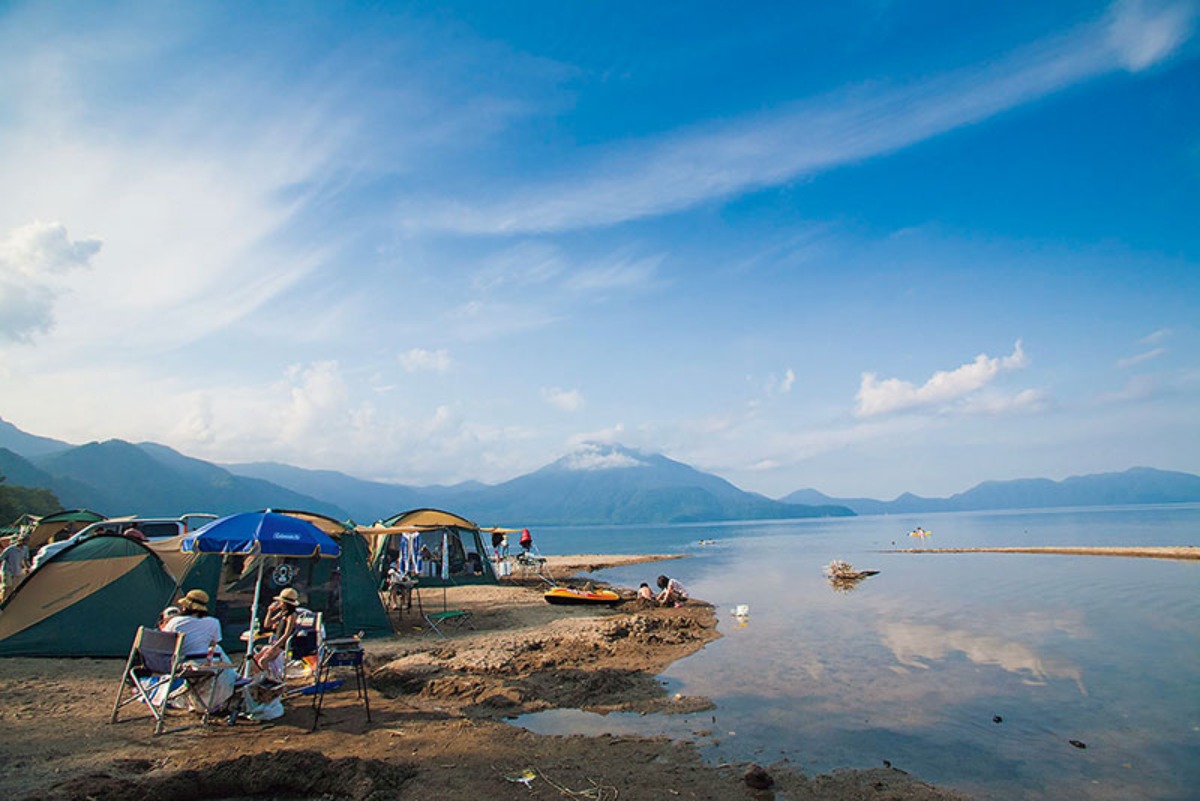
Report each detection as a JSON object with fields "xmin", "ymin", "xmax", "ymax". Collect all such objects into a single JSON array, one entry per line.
[
  {"xmin": 182, "ymin": 511, "xmax": 340, "ymax": 558},
  {"xmin": 178, "ymin": 511, "xmax": 340, "ymax": 672}
]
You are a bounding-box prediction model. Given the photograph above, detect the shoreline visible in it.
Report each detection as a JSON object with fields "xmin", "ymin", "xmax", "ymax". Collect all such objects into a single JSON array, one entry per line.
[
  {"xmin": 892, "ymin": 545, "xmax": 1200, "ymax": 560},
  {"xmin": 1, "ymin": 552, "xmax": 967, "ymax": 801}
]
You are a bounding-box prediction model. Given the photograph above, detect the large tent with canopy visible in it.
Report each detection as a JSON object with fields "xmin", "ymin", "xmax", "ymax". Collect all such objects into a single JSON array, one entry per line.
[
  {"xmin": 361, "ymin": 508, "xmax": 499, "ymax": 588},
  {"xmin": 175, "ymin": 510, "xmax": 393, "ymax": 653}
]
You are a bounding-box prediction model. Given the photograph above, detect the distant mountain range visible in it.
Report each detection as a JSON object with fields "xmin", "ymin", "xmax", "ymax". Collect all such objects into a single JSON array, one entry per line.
[
  {"xmin": 2, "ymin": 417, "xmax": 1198, "ymax": 526},
  {"xmin": 780, "ymin": 467, "xmax": 1200, "ymax": 514}
]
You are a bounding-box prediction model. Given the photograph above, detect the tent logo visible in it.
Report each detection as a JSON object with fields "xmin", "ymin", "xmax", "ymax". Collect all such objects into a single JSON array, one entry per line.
[{"xmin": 273, "ymin": 533, "xmax": 301, "ymax": 540}]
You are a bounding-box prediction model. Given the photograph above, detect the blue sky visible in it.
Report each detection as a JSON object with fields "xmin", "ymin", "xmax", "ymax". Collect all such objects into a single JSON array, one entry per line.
[{"xmin": 0, "ymin": 1, "xmax": 1197, "ymax": 499}]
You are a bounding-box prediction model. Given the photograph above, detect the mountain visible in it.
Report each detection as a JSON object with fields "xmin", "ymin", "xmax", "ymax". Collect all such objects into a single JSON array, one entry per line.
[
  {"xmin": 0, "ymin": 418, "xmax": 73, "ymax": 457},
  {"xmin": 439, "ymin": 443, "xmax": 853, "ymax": 526},
  {"xmin": 781, "ymin": 467, "xmax": 1200, "ymax": 515}
]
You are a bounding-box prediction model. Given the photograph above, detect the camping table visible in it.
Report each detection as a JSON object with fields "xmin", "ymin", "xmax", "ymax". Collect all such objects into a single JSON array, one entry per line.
[{"xmin": 310, "ymin": 638, "xmax": 370, "ymax": 731}]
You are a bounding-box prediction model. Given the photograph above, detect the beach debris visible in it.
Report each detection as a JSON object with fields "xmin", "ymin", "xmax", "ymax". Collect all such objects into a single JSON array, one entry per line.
[
  {"xmin": 908, "ymin": 527, "xmax": 932, "ymax": 540},
  {"xmin": 1069, "ymin": 739, "xmax": 1087, "ymax": 749},
  {"xmin": 823, "ymin": 560, "xmax": 880, "ymax": 593},
  {"xmin": 743, "ymin": 763, "xmax": 774, "ymax": 790},
  {"xmin": 505, "ymin": 768, "xmax": 537, "ymax": 787}
]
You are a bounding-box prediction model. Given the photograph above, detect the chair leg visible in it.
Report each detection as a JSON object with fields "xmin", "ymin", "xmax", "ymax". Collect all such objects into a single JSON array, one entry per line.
[{"xmin": 110, "ymin": 649, "xmax": 140, "ymax": 724}]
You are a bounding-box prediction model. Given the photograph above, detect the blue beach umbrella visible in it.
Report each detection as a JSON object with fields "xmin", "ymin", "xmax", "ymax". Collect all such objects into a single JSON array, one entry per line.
[{"xmin": 182, "ymin": 511, "xmax": 341, "ymax": 667}]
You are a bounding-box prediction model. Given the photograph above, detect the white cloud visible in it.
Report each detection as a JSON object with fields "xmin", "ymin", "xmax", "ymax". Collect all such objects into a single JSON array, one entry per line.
[
  {"xmin": 542, "ymin": 387, "xmax": 585, "ymax": 412},
  {"xmin": 399, "ymin": 348, "xmax": 452, "ymax": 373},
  {"xmin": 856, "ymin": 342, "xmax": 1030, "ymax": 418},
  {"xmin": 561, "ymin": 442, "xmax": 645, "ymax": 471},
  {"xmin": 1116, "ymin": 347, "xmax": 1167, "ymax": 369},
  {"xmin": 404, "ymin": 5, "xmax": 1196, "ymax": 235},
  {"xmin": 1107, "ymin": 0, "xmax": 1196, "ymax": 71},
  {"xmin": 0, "ymin": 221, "xmax": 101, "ymax": 342}
]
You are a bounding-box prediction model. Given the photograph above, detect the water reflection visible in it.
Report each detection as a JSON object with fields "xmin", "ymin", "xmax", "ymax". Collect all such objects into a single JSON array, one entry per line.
[
  {"xmin": 520, "ymin": 507, "xmax": 1200, "ymax": 800},
  {"xmin": 878, "ymin": 621, "xmax": 1087, "ymax": 693}
]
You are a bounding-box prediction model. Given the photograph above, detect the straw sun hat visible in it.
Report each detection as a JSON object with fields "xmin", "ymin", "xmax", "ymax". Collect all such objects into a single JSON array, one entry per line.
[
  {"xmin": 275, "ymin": 587, "xmax": 300, "ymax": 606},
  {"xmin": 178, "ymin": 589, "xmax": 210, "ymax": 612}
]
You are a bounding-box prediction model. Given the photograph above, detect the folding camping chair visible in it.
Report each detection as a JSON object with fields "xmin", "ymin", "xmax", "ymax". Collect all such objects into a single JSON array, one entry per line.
[
  {"xmin": 110, "ymin": 626, "xmax": 234, "ymax": 734},
  {"xmin": 284, "ymin": 609, "xmax": 324, "ymax": 681}
]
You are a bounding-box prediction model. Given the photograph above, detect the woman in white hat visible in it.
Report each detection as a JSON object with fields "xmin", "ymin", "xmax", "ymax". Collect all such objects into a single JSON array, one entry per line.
[{"xmin": 162, "ymin": 589, "xmax": 226, "ymax": 660}]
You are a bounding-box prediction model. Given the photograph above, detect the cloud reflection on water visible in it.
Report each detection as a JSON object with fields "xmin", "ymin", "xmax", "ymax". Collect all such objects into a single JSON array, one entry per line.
[{"xmin": 878, "ymin": 621, "xmax": 1087, "ymax": 694}]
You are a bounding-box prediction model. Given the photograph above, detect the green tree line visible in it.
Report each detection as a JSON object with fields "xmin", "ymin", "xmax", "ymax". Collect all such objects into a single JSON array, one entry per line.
[{"xmin": 0, "ymin": 472, "xmax": 62, "ymax": 525}]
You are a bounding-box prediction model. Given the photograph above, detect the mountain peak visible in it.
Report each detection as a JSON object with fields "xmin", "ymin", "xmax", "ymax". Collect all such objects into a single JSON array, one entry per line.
[{"xmin": 556, "ymin": 442, "xmax": 652, "ymax": 472}]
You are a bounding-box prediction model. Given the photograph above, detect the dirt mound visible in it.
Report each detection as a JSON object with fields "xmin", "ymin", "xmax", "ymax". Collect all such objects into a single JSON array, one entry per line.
[
  {"xmin": 371, "ymin": 604, "xmax": 719, "ymax": 717},
  {"xmin": 28, "ymin": 750, "xmax": 416, "ymax": 801}
]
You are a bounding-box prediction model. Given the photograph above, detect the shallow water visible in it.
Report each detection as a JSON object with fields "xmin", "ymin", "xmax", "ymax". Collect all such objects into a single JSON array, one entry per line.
[{"xmin": 517, "ymin": 506, "xmax": 1200, "ymax": 800}]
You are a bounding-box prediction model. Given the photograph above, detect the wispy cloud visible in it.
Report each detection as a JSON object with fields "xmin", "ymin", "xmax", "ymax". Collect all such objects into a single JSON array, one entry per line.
[
  {"xmin": 0, "ymin": 221, "xmax": 101, "ymax": 342},
  {"xmin": 405, "ymin": 2, "xmax": 1196, "ymax": 235},
  {"xmin": 1141, "ymin": 328, "xmax": 1172, "ymax": 345},
  {"xmin": 856, "ymin": 342, "xmax": 1030, "ymax": 418},
  {"xmin": 1117, "ymin": 347, "xmax": 1167, "ymax": 369}
]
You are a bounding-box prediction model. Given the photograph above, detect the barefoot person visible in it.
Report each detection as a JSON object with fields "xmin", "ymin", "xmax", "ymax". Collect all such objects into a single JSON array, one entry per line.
[{"xmin": 655, "ymin": 575, "xmax": 688, "ymax": 607}]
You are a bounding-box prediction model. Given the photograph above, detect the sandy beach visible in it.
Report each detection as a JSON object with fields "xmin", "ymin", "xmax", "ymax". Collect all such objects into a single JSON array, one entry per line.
[
  {"xmin": 894, "ymin": 546, "xmax": 1200, "ymax": 560},
  {"xmin": 0, "ymin": 554, "xmax": 966, "ymax": 800}
]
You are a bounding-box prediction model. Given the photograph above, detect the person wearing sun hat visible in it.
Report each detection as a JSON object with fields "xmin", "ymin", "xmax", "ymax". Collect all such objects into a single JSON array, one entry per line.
[
  {"xmin": 162, "ymin": 589, "xmax": 226, "ymax": 660},
  {"xmin": 252, "ymin": 587, "xmax": 300, "ymax": 676}
]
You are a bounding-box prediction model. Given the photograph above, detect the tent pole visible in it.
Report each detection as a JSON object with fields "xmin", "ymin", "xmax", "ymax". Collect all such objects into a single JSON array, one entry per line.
[{"xmin": 243, "ymin": 549, "xmax": 265, "ymax": 676}]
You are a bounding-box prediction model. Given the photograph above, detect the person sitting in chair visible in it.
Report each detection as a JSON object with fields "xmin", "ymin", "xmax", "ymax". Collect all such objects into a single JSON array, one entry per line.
[
  {"xmin": 162, "ymin": 589, "xmax": 226, "ymax": 660},
  {"xmin": 386, "ymin": 559, "xmax": 415, "ymax": 611},
  {"xmin": 251, "ymin": 587, "xmax": 299, "ymax": 677}
]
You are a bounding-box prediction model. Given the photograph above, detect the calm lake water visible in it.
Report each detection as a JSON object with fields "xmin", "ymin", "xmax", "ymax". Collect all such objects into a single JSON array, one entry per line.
[{"xmin": 515, "ymin": 505, "xmax": 1200, "ymax": 800}]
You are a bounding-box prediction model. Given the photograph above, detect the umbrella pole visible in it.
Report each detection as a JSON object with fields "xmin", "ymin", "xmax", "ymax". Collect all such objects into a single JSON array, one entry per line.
[{"xmin": 243, "ymin": 553, "xmax": 265, "ymax": 676}]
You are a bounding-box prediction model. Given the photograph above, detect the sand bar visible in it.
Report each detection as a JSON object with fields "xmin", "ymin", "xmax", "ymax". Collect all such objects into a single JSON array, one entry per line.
[{"xmin": 894, "ymin": 546, "xmax": 1200, "ymax": 560}]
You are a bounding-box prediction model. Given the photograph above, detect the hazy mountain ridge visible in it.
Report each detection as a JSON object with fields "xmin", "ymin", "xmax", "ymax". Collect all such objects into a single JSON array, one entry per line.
[
  {"xmin": 0, "ymin": 434, "xmax": 348, "ymax": 519},
  {"xmin": 781, "ymin": 467, "xmax": 1200, "ymax": 514}
]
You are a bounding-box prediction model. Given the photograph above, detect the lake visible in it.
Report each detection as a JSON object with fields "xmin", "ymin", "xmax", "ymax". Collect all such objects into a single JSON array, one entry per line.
[{"xmin": 515, "ymin": 505, "xmax": 1200, "ymax": 800}]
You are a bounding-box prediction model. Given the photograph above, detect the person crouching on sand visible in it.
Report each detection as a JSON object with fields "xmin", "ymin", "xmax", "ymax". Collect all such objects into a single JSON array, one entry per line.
[{"xmin": 656, "ymin": 575, "xmax": 688, "ymax": 607}]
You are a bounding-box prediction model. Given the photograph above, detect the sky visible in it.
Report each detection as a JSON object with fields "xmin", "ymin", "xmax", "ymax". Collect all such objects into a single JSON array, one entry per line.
[{"xmin": 0, "ymin": 1, "xmax": 1197, "ymax": 500}]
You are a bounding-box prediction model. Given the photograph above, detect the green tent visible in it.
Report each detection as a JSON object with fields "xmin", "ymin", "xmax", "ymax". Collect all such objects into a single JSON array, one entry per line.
[{"xmin": 0, "ymin": 534, "xmax": 175, "ymax": 657}]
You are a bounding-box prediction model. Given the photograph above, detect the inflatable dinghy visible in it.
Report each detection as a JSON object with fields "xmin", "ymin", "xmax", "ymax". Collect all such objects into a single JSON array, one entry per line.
[{"xmin": 544, "ymin": 587, "xmax": 621, "ymax": 606}]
